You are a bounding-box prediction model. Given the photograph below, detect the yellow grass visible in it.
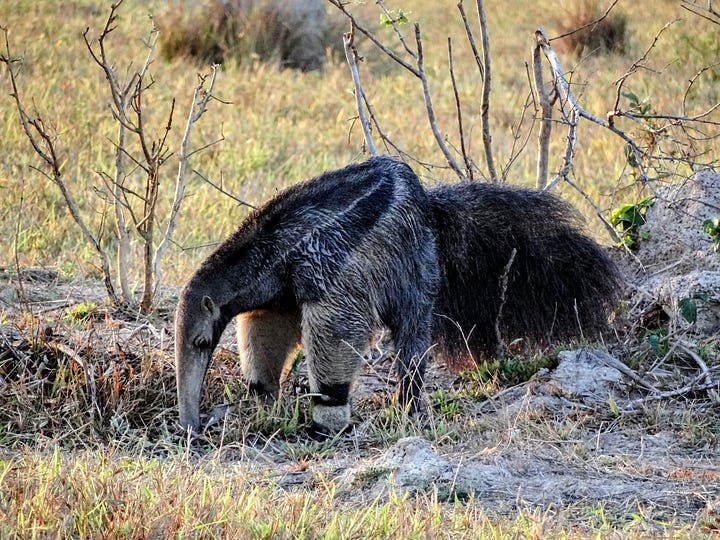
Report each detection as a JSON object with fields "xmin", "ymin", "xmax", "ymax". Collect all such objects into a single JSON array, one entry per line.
[
  {"xmin": 1, "ymin": 1, "xmax": 720, "ymax": 537},
  {"xmin": 1, "ymin": 0, "xmax": 718, "ymax": 284}
]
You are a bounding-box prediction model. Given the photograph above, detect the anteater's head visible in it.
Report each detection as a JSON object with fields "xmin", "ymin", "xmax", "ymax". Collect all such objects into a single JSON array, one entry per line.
[{"xmin": 174, "ymin": 290, "xmax": 223, "ymax": 433}]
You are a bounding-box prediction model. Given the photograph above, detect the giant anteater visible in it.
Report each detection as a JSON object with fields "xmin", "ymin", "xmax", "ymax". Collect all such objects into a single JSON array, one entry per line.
[{"xmin": 175, "ymin": 156, "xmax": 620, "ymax": 436}]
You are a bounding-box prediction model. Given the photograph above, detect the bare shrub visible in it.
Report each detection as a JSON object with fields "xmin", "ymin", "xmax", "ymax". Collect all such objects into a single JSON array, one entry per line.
[
  {"xmin": 158, "ymin": 0, "xmax": 343, "ymax": 71},
  {"xmin": 554, "ymin": 0, "xmax": 629, "ymax": 57}
]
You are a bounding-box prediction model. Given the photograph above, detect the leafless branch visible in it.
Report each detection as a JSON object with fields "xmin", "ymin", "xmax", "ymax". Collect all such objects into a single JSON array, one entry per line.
[
  {"xmin": 474, "ymin": 0, "xmax": 498, "ymax": 182},
  {"xmin": 153, "ymin": 66, "xmax": 221, "ymax": 296},
  {"xmin": 193, "ymin": 169, "xmax": 256, "ymax": 210},
  {"xmin": 680, "ymin": 0, "xmax": 720, "ymax": 25},
  {"xmin": 532, "ymin": 39, "xmax": 556, "ymax": 189},
  {"xmin": 448, "ymin": 37, "xmax": 473, "ymax": 180},
  {"xmin": 415, "ymin": 24, "xmax": 465, "ymax": 179},
  {"xmin": 343, "ymin": 25, "xmax": 377, "ymax": 156},
  {"xmin": 550, "ymin": 0, "xmax": 622, "ymax": 43},
  {"xmin": 1, "ymin": 27, "xmax": 119, "ymax": 304},
  {"xmin": 611, "ymin": 21, "xmax": 677, "ymax": 116}
]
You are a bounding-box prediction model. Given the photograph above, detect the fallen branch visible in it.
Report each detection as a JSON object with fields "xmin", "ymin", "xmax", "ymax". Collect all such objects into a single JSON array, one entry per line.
[{"xmin": 678, "ymin": 342, "xmax": 720, "ymax": 403}]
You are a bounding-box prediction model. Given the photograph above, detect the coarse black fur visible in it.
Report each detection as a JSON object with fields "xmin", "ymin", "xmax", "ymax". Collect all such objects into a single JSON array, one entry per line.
[
  {"xmin": 429, "ymin": 182, "xmax": 620, "ymax": 363},
  {"xmin": 175, "ymin": 156, "xmax": 621, "ymax": 436}
]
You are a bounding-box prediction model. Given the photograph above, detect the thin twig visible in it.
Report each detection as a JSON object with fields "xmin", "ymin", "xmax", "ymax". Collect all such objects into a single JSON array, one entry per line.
[
  {"xmin": 551, "ymin": 0, "xmax": 622, "ymax": 42},
  {"xmin": 193, "ymin": 170, "xmax": 256, "ymax": 209},
  {"xmin": 153, "ymin": 66, "xmax": 221, "ymax": 297},
  {"xmin": 475, "ymin": 0, "xmax": 498, "ymax": 182},
  {"xmin": 448, "ymin": 37, "xmax": 473, "ymax": 180},
  {"xmin": 598, "ymin": 352, "xmax": 660, "ymax": 392},
  {"xmin": 677, "ymin": 342, "xmax": 719, "ymax": 403},
  {"xmin": 415, "ymin": 24, "xmax": 465, "ymax": 180}
]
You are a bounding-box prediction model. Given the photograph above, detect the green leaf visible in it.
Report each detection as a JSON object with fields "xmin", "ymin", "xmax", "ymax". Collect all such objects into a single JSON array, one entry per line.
[
  {"xmin": 622, "ymin": 91, "xmax": 640, "ymax": 106},
  {"xmin": 648, "ymin": 333, "xmax": 661, "ymax": 356},
  {"xmin": 679, "ymin": 297, "xmax": 698, "ymax": 324}
]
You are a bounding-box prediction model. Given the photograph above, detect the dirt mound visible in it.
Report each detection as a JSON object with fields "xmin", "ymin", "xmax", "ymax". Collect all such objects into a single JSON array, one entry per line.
[{"xmin": 631, "ymin": 169, "xmax": 720, "ymax": 334}]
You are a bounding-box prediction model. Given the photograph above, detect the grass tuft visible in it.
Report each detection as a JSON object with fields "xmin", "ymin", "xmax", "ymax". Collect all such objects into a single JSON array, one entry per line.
[{"xmin": 554, "ymin": 0, "xmax": 629, "ymax": 57}]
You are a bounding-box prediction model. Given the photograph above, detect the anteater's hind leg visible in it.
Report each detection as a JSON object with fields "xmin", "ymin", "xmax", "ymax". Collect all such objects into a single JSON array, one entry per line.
[
  {"xmin": 301, "ymin": 302, "xmax": 372, "ymax": 436},
  {"xmin": 237, "ymin": 308, "xmax": 302, "ymax": 398},
  {"xmin": 387, "ymin": 309, "xmax": 434, "ymax": 417}
]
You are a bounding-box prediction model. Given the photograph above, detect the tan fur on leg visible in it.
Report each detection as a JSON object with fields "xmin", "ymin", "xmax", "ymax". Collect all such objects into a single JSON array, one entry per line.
[{"xmin": 237, "ymin": 308, "xmax": 301, "ymax": 396}]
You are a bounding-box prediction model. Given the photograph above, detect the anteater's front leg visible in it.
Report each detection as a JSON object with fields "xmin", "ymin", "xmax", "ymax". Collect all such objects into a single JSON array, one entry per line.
[
  {"xmin": 301, "ymin": 302, "xmax": 372, "ymax": 437},
  {"xmin": 237, "ymin": 308, "xmax": 302, "ymax": 398}
]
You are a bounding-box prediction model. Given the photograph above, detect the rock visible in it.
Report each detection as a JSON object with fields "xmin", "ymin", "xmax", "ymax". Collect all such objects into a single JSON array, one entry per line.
[{"xmin": 551, "ymin": 349, "xmax": 624, "ymax": 402}]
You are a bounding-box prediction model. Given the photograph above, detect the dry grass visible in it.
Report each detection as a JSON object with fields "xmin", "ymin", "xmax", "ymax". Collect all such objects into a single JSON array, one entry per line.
[
  {"xmin": 2, "ymin": 0, "xmax": 719, "ymax": 283},
  {"xmin": 0, "ymin": 275, "xmax": 718, "ymax": 537},
  {"xmin": 2, "ymin": 0, "xmax": 720, "ymax": 537},
  {"xmin": 553, "ymin": 0, "xmax": 629, "ymax": 57}
]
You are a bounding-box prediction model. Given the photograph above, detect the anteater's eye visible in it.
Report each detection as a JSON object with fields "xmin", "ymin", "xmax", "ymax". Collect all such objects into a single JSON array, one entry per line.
[{"xmin": 193, "ymin": 335, "xmax": 211, "ymax": 349}]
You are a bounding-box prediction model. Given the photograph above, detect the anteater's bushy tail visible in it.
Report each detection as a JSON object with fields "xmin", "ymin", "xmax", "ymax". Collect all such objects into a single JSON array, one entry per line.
[{"xmin": 428, "ymin": 182, "xmax": 621, "ymax": 365}]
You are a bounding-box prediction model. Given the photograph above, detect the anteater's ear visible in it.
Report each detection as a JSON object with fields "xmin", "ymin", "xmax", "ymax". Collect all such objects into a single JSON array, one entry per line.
[{"xmin": 201, "ymin": 295, "xmax": 219, "ymax": 318}]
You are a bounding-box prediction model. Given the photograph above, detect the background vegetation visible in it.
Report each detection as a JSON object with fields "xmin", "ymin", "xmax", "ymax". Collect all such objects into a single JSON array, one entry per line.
[
  {"xmin": 1, "ymin": 0, "xmax": 719, "ymax": 537},
  {"xmin": 2, "ymin": 0, "xmax": 718, "ymax": 284}
]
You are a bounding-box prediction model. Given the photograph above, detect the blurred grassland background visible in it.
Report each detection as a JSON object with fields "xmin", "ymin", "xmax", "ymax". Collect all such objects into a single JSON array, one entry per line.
[{"xmin": 1, "ymin": 0, "xmax": 719, "ymax": 287}]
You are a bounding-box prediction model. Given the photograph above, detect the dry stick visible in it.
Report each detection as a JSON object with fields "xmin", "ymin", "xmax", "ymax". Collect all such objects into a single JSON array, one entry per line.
[
  {"xmin": 193, "ymin": 170, "xmax": 256, "ymax": 209},
  {"xmin": 474, "ymin": 0, "xmax": 498, "ymax": 182},
  {"xmin": 611, "ymin": 20, "xmax": 677, "ymax": 119},
  {"xmin": 448, "ymin": 37, "xmax": 474, "ymax": 180},
  {"xmin": 343, "ymin": 27, "xmax": 377, "ymax": 156},
  {"xmin": 458, "ymin": 1, "xmax": 497, "ymax": 181},
  {"xmin": 1, "ymin": 29, "xmax": 119, "ymax": 304},
  {"xmin": 565, "ymin": 176, "xmax": 624, "ymax": 245},
  {"xmin": 677, "ymin": 342, "xmax": 720, "ymax": 403},
  {"xmin": 544, "ymin": 108, "xmax": 578, "ymax": 191},
  {"xmin": 680, "ymin": 1, "xmax": 720, "ymax": 23},
  {"xmin": 359, "ymin": 90, "xmax": 439, "ymax": 171},
  {"xmin": 623, "ymin": 379, "xmax": 719, "ymax": 412},
  {"xmin": 551, "ymin": 0, "xmax": 622, "ymax": 43},
  {"xmin": 532, "ymin": 39, "xmax": 555, "ymax": 189},
  {"xmin": 138, "ymin": 94, "xmax": 174, "ymax": 313},
  {"xmin": 598, "ymin": 352, "xmax": 660, "ymax": 393},
  {"xmin": 12, "ymin": 180, "xmax": 29, "ymax": 308},
  {"xmin": 414, "ymin": 24, "xmax": 466, "ymax": 180},
  {"xmin": 493, "ymin": 248, "xmax": 517, "ymax": 360},
  {"xmin": 83, "ymin": 1, "xmax": 148, "ymax": 306},
  {"xmin": 153, "ymin": 66, "xmax": 220, "ymax": 297},
  {"xmin": 535, "ymin": 28, "xmax": 650, "ymax": 183}
]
